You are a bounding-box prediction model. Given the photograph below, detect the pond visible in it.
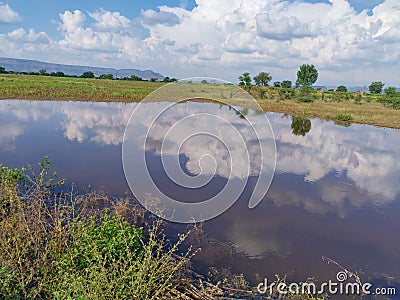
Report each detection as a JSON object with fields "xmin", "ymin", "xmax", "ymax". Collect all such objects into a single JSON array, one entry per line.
[{"xmin": 1, "ymin": 99, "xmax": 400, "ymax": 292}]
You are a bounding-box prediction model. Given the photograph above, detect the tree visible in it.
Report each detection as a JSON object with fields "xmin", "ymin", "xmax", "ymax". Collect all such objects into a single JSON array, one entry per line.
[
  {"xmin": 39, "ymin": 69, "xmax": 47, "ymax": 76},
  {"xmin": 130, "ymin": 75, "xmax": 142, "ymax": 81},
  {"xmin": 55, "ymin": 71, "xmax": 65, "ymax": 77},
  {"xmin": 99, "ymin": 74, "xmax": 113, "ymax": 80},
  {"xmin": 336, "ymin": 85, "xmax": 348, "ymax": 92},
  {"xmin": 238, "ymin": 72, "xmax": 252, "ymax": 87},
  {"xmin": 273, "ymin": 81, "xmax": 281, "ymax": 88},
  {"xmin": 384, "ymin": 86, "xmax": 397, "ymax": 96},
  {"xmin": 150, "ymin": 78, "xmax": 158, "ymax": 82},
  {"xmin": 201, "ymin": 79, "xmax": 208, "ymax": 84},
  {"xmin": 253, "ymin": 72, "xmax": 272, "ymax": 86},
  {"xmin": 369, "ymin": 81, "xmax": 384, "ymax": 94},
  {"xmin": 296, "ymin": 64, "xmax": 318, "ymax": 88},
  {"xmin": 281, "ymin": 80, "xmax": 292, "ymax": 88},
  {"xmin": 81, "ymin": 71, "xmax": 95, "ymax": 78},
  {"xmin": 0, "ymin": 66, "xmax": 6, "ymax": 74},
  {"xmin": 162, "ymin": 76, "xmax": 170, "ymax": 82}
]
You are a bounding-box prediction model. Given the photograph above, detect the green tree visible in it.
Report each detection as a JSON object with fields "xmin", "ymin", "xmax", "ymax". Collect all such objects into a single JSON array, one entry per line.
[
  {"xmin": 281, "ymin": 80, "xmax": 292, "ymax": 88},
  {"xmin": 81, "ymin": 71, "xmax": 95, "ymax": 78},
  {"xmin": 384, "ymin": 86, "xmax": 397, "ymax": 96},
  {"xmin": 0, "ymin": 66, "xmax": 6, "ymax": 74},
  {"xmin": 296, "ymin": 64, "xmax": 318, "ymax": 88},
  {"xmin": 39, "ymin": 69, "xmax": 47, "ymax": 76},
  {"xmin": 150, "ymin": 77, "xmax": 158, "ymax": 82},
  {"xmin": 99, "ymin": 73, "xmax": 113, "ymax": 80},
  {"xmin": 291, "ymin": 117, "xmax": 311, "ymax": 136},
  {"xmin": 239, "ymin": 72, "xmax": 252, "ymax": 87},
  {"xmin": 273, "ymin": 81, "xmax": 281, "ymax": 88},
  {"xmin": 253, "ymin": 72, "xmax": 272, "ymax": 86},
  {"xmin": 130, "ymin": 75, "xmax": 142, "ymax": 81},
  {"xmin": 55, "ymin": 71, "xmax": 65, "ymax": 77},
  {"xmin": 369, "ymin": 81, "xmax": 384, "ymax": 94},
  {"xmin": 163, "ymin": 76, "xmax": 170, "ymax": 82},
  {"xmin": 336, "ymin": 85, "xmax": 347, "ymax": 92}
]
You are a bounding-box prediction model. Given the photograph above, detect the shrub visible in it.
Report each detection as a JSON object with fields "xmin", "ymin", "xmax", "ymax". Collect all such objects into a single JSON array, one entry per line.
[
  {"xmin": 335, "ymin": 114, "xmax": 353, "ymax": 121},
  {"xmin": 0, "ymin": 160, "xmax": 196, "ymax": 299}
]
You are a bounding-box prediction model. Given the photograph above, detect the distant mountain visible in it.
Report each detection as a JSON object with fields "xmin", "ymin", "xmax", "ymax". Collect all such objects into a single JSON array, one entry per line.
[
  {"xmin": 0, "ymin": 57, "xmax": 164, "ymax": 80},
  {"xmin": 313, "ymin": 85, "xmax": 370, "ymax": 92}
]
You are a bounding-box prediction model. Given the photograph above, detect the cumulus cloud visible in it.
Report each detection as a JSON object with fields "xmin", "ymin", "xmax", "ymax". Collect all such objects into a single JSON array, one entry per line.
[
  {"xmin": 141, "ymin": 9, "xmax": 180, "ymax": 26},
  {"xmin": 0, "ymin": 2, "xmax": 22, "ymax": 23},
  {"xmin": 256, "ymin": 15, "xmax": 316, "ymax": 40},
  {"xmin": 0, "ymin": 1, "xmax": 400, "ymax": 84},
  {"xmin": 59, "ymin": 10, "xmax": 86, "ymax": 32},
  {"xmin": 8, "ymin": 28, "xmax": 50, "ymax": 43},
  {"xmin": 89, "ymin": 9, "xmax": 131, "ymax": 32}
]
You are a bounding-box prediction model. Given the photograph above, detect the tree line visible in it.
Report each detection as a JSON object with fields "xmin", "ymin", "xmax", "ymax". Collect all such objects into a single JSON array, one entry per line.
[
  {"xmin": 0, "ymin": 63, "xmax": 397, "ymax": 93},
  {"xmin": 0, "ymin": 66, "xmax": 176, "ymax": 82},
  {"xmin": 238, "ymin": 64, "xmax": 397, "ymax": 95}
]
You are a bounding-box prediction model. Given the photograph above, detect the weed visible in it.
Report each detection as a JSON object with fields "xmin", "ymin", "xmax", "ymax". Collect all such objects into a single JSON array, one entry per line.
[{"xmin": 335, "ymin": 114, "xmax": 353, "ymax": 121}]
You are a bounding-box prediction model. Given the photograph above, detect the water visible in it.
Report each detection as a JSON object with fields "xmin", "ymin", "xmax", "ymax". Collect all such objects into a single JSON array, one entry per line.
[{"xmin": 1, "ymin": 99, "xmax": 400, "ymax": 292}]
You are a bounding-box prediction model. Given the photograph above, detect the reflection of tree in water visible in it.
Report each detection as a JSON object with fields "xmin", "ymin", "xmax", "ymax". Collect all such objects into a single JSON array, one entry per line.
[
  {"xmin": 235, "ymin": 107, "xmax": 249, "ymax": 119},
  {"xmin": 291, "ymin": 116, "xmax": 311, "ymax": 136}
]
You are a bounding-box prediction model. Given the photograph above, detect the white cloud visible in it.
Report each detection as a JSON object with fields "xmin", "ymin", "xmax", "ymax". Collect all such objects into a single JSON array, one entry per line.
[
  {"xmin": 89, "ymin": 9, "xmax": 131, "ymax": 32},
  {"xmin": 59, "ymin": 10, "xmax": 86, "ymax": 32},
  {"xmin": 8, "ymin": 28, "xmax": 50, "ymax": 43},
  {"xmin": 256, "ymin": 15, "xmax": 316, "ymax": 40},
  {"xmin": 141, "ymin": 8, "xmax": 181, "ymax": 26},
  {"xmin": 0, "ymin": 2, "xmax": 22, "ymax": 23},
  {"xmin": 0, "ymin": 1, "xmax": 400, "ymax": 84}
]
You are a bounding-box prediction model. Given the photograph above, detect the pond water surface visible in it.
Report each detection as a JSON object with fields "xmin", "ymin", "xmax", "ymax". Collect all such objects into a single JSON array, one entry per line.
[{"xmin": 1, "ymin": 100, "xmax": 400, "ymax": 294}]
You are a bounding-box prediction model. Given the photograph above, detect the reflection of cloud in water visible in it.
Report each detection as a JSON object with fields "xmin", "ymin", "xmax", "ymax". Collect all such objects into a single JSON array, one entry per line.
[
  {"xmin": 226, "ymin": 221, "xmax": 292, "ymax": 259},
  {"xmin": 0, "ymin": 100, "xmax": 136, "ymax": 146},
  {"xmin": 141, "ymin": 103, "xmax": 274, "ymax": 179},
  {"xmin": 61, "ymin": 103, "xmax": 136, "ymax": 145},
  {"xmin": 270, "ymin": 114, "xmax": 400, "ymax": 202},
  {"xmin": 1, "ymin": 100, "xmax": 400, "ymax": 213},
  {"xmin": 0, "ymin": 120, "xmax": 25, "ymax": 151}
]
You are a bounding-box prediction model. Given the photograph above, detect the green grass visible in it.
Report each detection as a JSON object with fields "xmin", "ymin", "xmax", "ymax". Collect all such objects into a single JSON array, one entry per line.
[
  {"xmin": 0, "ymin": 74, "xmax": 163, "ymax": 102},
  {"xmin": 335, "ymin": 113, "xmax": 353, "ymax": 121}
]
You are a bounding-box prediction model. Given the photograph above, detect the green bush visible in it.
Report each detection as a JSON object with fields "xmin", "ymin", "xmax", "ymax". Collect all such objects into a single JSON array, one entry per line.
[
  {"xmin": 0, "ymin": 160, "xmax": 195, "ymax": 299},
  {"xmin": 335, "ymin": 114, "xmax": 353, "ymax": 121}
]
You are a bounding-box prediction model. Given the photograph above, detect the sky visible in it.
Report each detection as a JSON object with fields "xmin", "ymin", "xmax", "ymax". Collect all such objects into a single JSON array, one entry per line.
[{"xmin": 0, "ymin": 0, "xmax": 399, "ymax": 86}]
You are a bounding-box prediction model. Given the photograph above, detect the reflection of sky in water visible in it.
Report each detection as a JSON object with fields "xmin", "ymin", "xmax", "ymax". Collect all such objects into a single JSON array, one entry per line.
[{"xmin": 1, "ymin": 100, "xmax": 400, "ymax": 284}]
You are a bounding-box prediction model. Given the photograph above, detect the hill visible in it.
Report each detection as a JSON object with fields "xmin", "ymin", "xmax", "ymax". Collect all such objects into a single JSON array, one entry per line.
[{"xmin": 0, "ymin": 57, "xmax": 164, "ymax": 80}]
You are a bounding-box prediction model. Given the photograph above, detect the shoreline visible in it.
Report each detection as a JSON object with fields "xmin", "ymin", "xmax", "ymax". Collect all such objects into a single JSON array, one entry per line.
[{"xmin": 1, "ymin": 74, "xmax": 400, "ymax": 129}]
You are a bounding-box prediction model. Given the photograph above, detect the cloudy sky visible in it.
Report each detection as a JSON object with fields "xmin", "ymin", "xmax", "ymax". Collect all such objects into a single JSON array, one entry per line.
[{"xmin": 0, "ymin": 0, "xmax": 399, "ymax": 85}]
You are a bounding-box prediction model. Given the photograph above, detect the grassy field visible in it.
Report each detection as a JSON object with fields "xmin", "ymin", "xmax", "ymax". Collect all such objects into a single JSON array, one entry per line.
[
  {"xmin": 0, "ymin": 74, "xmax": 163, "ymax": 102},
  {"xmin": 1, "ymin": 74, "xmax": 400, "ymax": 129}
]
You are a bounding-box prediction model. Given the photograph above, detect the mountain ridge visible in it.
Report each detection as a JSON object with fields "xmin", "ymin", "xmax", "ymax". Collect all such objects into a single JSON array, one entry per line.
[{"xmin": 0, "ymin": 57, "xmax": 164, "ymax": 80}]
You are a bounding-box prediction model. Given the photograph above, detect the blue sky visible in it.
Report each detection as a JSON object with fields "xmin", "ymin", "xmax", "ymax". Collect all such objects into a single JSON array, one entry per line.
[{"xmin": 0, "ymin": 0, "xmax": 398, "ymax": 85}]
